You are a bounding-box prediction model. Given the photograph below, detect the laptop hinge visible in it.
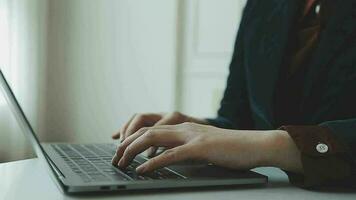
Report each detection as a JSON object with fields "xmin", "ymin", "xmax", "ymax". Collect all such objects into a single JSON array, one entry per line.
[{"xmin": 46, "ymin": 155, "xmax": 66, "ymax": 180}]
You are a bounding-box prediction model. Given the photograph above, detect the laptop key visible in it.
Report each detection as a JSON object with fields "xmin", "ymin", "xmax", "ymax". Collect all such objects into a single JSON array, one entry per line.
[
  {"xmin": 138, "ymin": 175, "xmax": 151, "ymax": 180},
  {"xmin": 111, "ymin": 173, "xmax": 131, "ymax": 181},
  {"xmin": 55, "ymin": 143, "xmax": 183, "ymax": 183}
]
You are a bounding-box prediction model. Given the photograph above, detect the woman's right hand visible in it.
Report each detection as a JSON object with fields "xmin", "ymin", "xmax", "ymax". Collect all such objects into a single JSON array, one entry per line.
[{"xmin": 112, "ymin": 112, "xmax": 208, "ymax": 156}]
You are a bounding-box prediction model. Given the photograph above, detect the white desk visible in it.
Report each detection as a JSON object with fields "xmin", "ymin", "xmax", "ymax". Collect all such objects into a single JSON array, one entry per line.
[{"xmin": 1, "ymin": 158, "xmax": 355, "ymax": 200}]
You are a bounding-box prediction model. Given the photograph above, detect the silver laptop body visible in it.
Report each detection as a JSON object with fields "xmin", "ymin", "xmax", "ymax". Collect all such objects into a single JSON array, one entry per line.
[{"xmin": 0, "ymin": 70, "xmax": 267, "ymax": 194}]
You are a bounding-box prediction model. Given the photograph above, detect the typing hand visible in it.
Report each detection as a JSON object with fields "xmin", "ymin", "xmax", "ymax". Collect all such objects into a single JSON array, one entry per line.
[
  {"xmin": 111, "ymin": 122, "xmax": 302, "ymax": 174},
  {"xmin": 112, "ymin": 112, "xmax": 208, "ymax": 157}
]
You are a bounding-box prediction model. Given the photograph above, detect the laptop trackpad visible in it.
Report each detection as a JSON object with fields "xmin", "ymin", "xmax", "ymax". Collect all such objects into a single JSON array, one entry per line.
[{"xmin": 168, "ymin": 161, "xmax": 253, "ymax": 179}]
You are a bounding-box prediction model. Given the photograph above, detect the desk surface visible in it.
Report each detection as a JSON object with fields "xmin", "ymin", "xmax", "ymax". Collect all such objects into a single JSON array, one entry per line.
[{"xmin": 1, "ymin": 158, "xmax": 355, "ymax": 200}]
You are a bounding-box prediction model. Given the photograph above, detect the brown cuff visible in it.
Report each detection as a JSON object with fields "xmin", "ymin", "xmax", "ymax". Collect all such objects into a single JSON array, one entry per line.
[{"xmin": 279, "ymin": 125, "xmax": 352, "ymax": 188}]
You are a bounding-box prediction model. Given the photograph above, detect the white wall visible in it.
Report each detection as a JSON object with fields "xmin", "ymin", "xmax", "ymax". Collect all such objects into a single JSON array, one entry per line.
[
  {"xmin": 0, "ymin": 0, "xmax": 178, "ymax": 161},
  {"xmin": 43, "ymin": 0, "xmax": 178, "ymax": 143},
  {"xmin": 179, "ymin": 0, "xmax": 247, "ymax": 118},
  {"xmin": 0, "ymin": 0, "xmax": 47, "ymax": 162},
  {"xmin": 0, "ymin": 0, "xmax": 246, "ymax": 162}
]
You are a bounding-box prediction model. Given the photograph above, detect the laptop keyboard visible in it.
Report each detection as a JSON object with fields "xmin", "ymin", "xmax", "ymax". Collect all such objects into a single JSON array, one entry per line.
[{"xmin": 52, "ymin": 143, "xmax": 183, "ymax": 183}]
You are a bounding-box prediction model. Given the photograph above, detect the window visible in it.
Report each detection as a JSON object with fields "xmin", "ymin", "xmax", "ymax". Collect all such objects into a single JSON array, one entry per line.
[{"xmin": 0, "ymin": 0, "xmax": 10, "ymax": 105}]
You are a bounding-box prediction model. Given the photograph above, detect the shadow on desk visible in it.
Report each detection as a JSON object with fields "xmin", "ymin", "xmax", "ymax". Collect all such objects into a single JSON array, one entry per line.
[
  {"xmin": 307, "ymin": 187, "xmax": 356, "ymax": 194},
  {"xmin": 3, "ymin": 159, "xmax": 356, "ymax": 200},
  {"xmin": 70, "ymin": 182, "xmax": 356, "ymax": 199},
  {"xmin": 69, "ymin": 182, "xmax": 290, "ymax": 198}
]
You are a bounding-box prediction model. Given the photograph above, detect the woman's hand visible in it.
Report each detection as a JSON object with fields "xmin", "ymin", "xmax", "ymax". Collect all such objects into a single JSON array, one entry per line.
[
  {"xmin": 112, "ymin": 112, "xmax": 208, "ymax": 156},
  {"xmin": 111, "ymin": 122, "xmax": 303, "ymax": 174}
]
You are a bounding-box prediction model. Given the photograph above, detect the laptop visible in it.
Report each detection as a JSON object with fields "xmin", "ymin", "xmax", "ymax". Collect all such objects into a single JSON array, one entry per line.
[{"xmin": 0, "ymin": 70, "xmax": 267, "ymax": 194}]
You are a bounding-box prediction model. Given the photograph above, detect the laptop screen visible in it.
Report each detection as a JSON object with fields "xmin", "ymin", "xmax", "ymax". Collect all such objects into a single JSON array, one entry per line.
[{"xmin": 0, "ymin": 70, "xmax": 48, "ymax": 161}]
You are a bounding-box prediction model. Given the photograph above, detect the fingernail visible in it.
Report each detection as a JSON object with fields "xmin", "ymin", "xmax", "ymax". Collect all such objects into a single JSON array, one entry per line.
[
  {"xmin": 118, "ymin": 159, "xmax": 124, "ymax": 167},
  {"xmin": 136, "ymin": 165, "xmax": 146, "ymax": 174},
  {"xmin": 111, "ymin": 154, "xmax": 118, "ymax": 164},
  {"xmin": 146, "ymin": 150, "xmax": 152, "ymax": 158}
]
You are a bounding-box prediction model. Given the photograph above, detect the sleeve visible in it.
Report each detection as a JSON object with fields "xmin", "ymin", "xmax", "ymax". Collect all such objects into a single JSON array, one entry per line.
[
  {"xmin": 206, "ymin": 1, "xmax": 255, "ymax": 130},
  {"xmin": 280, "ymin": 118, "xmax": 356, "ymax": 189}
]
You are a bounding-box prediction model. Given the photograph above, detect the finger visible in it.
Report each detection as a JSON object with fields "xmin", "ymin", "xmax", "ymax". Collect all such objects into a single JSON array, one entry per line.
[
  {"xmin": 112, "ymin": 127, "xmax": 149, "ymax": 165},
  {"xmin": 145, "ymin": 115, "xmax": 183, "ymax": 157},
  {"xmin": 146, "ymin": 146, "xmax": 158, "ymax": 157},
  {"xmin": 117, "ymin": 112, "xmax": 183, "ymax": 141},
  {"xmin": 146, "ymin": 146, "xmax": 168, "ymax": 157},
  {"xmin": 113, "ymin": 125, "xmax": 180, "ymax": 165},
  {"xmin": 123, "ymin": 114, "xmax": 161, "ymax": 141},
  {"xmin": 119, "ymin": 114, "xmax": 136, "ymax": 141},
  {"xmin": 145, "ymin": 119, "xmax": 174, "ymax": 157},
  {"xmin": 113, "ymin": 126, "xmax": 169, "ymax": 165},
  {"xmin": 116, "ymin": 114, "xmax": 167, "ymax": 141},
  {"xmin": 155, "ymin": 112, "xmax": 186, "ymax": 126},
  {"xmin": 118, "ymin": 130, "xmax": 184, "ymax": 168},
  {"xmin": 136, "ymin": 144, "xmax": 195, "ymax": 174},
  {"xmin": 112, "ymin": 114, "xmax": 136, "ymax": 140}
]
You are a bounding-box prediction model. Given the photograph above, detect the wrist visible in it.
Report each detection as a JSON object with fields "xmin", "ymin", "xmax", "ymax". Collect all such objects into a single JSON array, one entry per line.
[
  {"xmin": 187, "ymin": 116, "xmax": 210, "ymax": 125},
  {"xmin": 262, "ymin": 130, "xmax": 303, "ymax": 173}
]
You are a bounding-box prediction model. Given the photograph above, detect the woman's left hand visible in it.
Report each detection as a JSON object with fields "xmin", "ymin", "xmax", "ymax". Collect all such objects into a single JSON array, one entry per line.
[{"xmin": 111, "ymin": 122, "xmax": 303, "ymax": 174}]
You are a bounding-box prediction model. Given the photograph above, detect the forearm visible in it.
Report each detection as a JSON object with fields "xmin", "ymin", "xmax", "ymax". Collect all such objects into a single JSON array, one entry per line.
[
  {"xmin": 187, "ymin": 116, "xmax": 211, "ymax": 126},
  {"xmin": 262, "ymin": 130, "xmax": 304, "ymax": 173},
  {"xmin": 278, "ymin": 124, "xmax": 355, "ymax": 188},
  {"xmin": 237, "ymin": 126, "xmax": 354, "ymax": 189},
  {"xmin": 205, "ymin": 128, "xmax": 304, "ymax": 172}
]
